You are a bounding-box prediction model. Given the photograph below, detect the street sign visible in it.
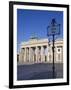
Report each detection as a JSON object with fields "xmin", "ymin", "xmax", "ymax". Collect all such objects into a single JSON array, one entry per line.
[{"xmin": 47, "ymin": 24, "xmax": 60, "ymax": 36}]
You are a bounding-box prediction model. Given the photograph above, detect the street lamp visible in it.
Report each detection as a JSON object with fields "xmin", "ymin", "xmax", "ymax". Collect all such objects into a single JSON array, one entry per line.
[{"xmin": 47, "ymin": 18, "xmax": 60, "ymax": 78}]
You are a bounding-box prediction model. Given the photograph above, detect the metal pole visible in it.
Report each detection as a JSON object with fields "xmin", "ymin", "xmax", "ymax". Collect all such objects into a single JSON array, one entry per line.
[{"xmin": 53, "ymin": 34, "xmax": 55, "ymax": 78}]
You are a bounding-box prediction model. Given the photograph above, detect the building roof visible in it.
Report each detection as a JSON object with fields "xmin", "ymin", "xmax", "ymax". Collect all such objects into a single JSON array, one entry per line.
[{"xmin": 21, "ymin": 38, "xmax": 48, "ymax": 46}]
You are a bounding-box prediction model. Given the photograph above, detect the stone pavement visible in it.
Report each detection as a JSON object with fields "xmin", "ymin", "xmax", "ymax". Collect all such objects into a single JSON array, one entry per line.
[{"xmin": 17, "ymin": 63, "xmax": 63, "ymax": 80}]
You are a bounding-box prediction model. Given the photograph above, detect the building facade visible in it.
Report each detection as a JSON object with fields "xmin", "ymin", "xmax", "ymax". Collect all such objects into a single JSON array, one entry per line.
[{"xmin": 18, "ymin": 38, "xmax": 63, "ymax": 64}]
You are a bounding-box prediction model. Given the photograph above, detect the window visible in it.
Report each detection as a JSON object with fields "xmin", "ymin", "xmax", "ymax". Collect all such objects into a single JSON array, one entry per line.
[{"xmin": 58, "ymin": 48, "xmax": 60, "ymax": 52}]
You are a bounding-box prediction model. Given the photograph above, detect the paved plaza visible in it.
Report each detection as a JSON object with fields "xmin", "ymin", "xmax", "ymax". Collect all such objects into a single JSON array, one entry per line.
[{"xmin": 17, "ymin": 63, "xmax": 63, "ymax": 80}]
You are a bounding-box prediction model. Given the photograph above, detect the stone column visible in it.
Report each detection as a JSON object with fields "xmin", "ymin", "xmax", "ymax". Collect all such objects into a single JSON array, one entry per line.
[
  {"xmin": 26, "ymin": 48, "xmax": 29, "ymax": 62},
  {"xmin": 41, "ymin": 46, "xmax": 44, "ymax": 62},
  {"xmin": 32, "ymin": 48, "xmax": 34, "ymax": 63},
  {"xmin": 55, "ymin": 47, "xmax": 58, "ymax": 63},
  {"xmin": 29, "ymin": 47, "xmax": 31, "ymax": 63},
  {"xmin": 33, "ymin": 49, "xmax": 35, "ymax": 63},
  {"xmin": 19, "ymin": 48, "xmax": 24, "ymax": 63},
  {"xmin": 46, "ymin": 46, "xmax": 48, "ymax": 62},
  {"xmin": 61, "ymin": 47, "xmax": 63, "ymax": 63},
  {"xmin": 42, "ymin": 46, "xmax": 46, "ymax": 62},
  {"xmin": 24, "ymin": 48, "xmax": 27, "ymax": 63},
  {"xmin": 19, "ymin": 49, "xmax": 23, "ymax": 63},
  {"xmin": 56, "ymin": 47, "xmax": 60, "ymax": 63},
  {"xmin": 54, "ymin": 47, "xmax": 56, "ymax": 63},
  {"xmin": 49, "ymin": 46, "xmax": 52, "ymax": 63},
  {"xmin": 30, "ymin": 48, "xmax": 33, "ymax": 63},
  {"xmin": 43, "ymin": 46, "xmax": 45, "ymax": 63},
  {"xmin": 47, "ymin": 46, "xmax": 50, "ymax": 63},
  {"xmin": 36, "ymin": 46, "xmax": 38, "ymax": 63},
  {"xmin": 60, "ymin": 47, "xmax": 62, "ymax": 63},
  {"xmin": 54, "ymin": 46, "xmax": 57, "ymax": 63}
]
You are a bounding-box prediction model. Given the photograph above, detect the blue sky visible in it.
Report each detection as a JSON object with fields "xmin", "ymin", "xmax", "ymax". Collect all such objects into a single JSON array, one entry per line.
[{"xmin": 17, "ymin": 9, "xmax": 63, "ymax": 53}]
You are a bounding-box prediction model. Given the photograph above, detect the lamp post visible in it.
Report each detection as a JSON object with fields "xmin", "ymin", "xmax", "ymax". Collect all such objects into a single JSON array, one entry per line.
[{"xmin": 47, "ymin": 18, "xmax": 60, "ymax": 78}]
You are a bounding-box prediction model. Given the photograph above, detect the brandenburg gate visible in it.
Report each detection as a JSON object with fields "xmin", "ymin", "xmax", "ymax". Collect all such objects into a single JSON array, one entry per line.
[{"xmin": 19, "ymin": 37, "xmax": 63, "ymax": 64}]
